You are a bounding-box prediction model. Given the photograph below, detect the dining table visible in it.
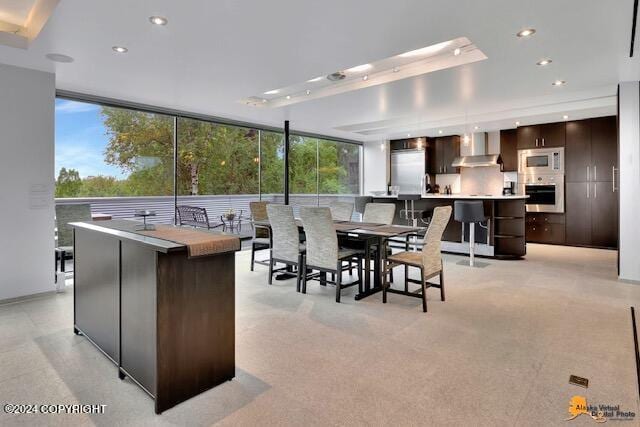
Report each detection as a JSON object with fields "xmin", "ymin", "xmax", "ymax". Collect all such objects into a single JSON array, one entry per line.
[{"xmin": 253, "ymin": 219, "xmax": 424, "ymax": 300}]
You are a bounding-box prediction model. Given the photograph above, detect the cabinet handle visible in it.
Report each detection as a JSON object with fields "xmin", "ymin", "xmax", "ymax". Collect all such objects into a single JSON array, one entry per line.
[
  {"xmin": 586, "ymin": 182, "xmax": 589, "ymax": 199},
  {"xmin": 586, "ymin": 166, "xmax": 590, "ymax": 182},
  {"xmin": 594, "ymin": 182, "xmax": 597, "ymax": 199},
  {"xmin": 541, "ymin": 138, "xmax": 545, "ymax": 147},
  {"xmin": 612, "ymin": 166, "xmax": 618, "ymax": 192},
  {"xmin": 535, "ymin": 138, "xmax": 539, "ymax": 147},
  {"xmin": 593, "ymin": 165, "xmax": 597, "ymax": 181}
]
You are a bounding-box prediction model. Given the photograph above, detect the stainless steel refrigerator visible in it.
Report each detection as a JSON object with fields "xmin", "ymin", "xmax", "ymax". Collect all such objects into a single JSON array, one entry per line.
[{"xmin": 390, "ymin": 149, "xmax": 425, "ymax": 194}]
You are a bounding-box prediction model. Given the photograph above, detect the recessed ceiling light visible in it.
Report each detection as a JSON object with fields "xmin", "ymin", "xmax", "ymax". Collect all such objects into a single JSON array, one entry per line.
[
  {"xmin": 474, "ymin": 126, "xmax": 479, "ymax": 130},
  {"xmin": 552, "ymin": 80, "xmax": 566, "ymax": 86},
  {"xmin": 563, "ymin": 115, "xmax": 569, "ymax": 120},
  {"xmin": 346, "ymin": 63, "xmax": 372, "ymax": 73},
  {"xmin": 307, "ymin": 76, "xmax": 323, "ymax": 83},
  {"xmin": 305, "ymin": 90, "xmax": 311, "ymax": 95},
  {"xmin": 536, "ymin": 58, "xmax": 552, "ymax": 66},
  {"xmin": 112, "ymin": 46, "xmax": 128, "ymax": 53},
  {"xmin": 264, "ymin": 89, "xmax": 279, "ymax": 95},
  {"xmin": 392, "ymin": 67, "xmax": 400, "ymax": 73},
  {"xmin": 149, "ymin": 16, "xmax": 168, "ymax": 25},
  {"xmin": 399, "ymin": 41, "xmax": 452, "ymax": 58},
  {"xmin": 362, "ymin": 75, "xmax": 369, "ymax": 81},
  {"xmin": 262, "ymin": 99, "xmax": 267, "ymax": 103},
  {"xmin": 407, "ymin": 133, "xmax": 411, "ymax": 137},
  {"xmin": 438, "ymin": 130, "xmax": 443, "ymax": 134},
  {"xmin": 517, "ymin": 28, "xmax": 536, "ymax": 38},
  {"xmin": 45, "ymin": 53, "xmax": 74, "ymax": 63},
  {"xmin": 453, "ymin": 48, "xmax": 461, "ymax": 56},
  {"xmin": 515, "ymin": 121, "xmax": 520, "ymax": 126},
  {"xmin": 286, "ymin": 95, "xmax": 291, "ymax": 100}
]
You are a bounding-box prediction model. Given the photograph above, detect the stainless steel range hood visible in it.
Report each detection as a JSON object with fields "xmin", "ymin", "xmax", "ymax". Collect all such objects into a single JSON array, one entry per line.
[{"xmin": 451, "ymin": 132, "xmax": 502, "ymax": 168}]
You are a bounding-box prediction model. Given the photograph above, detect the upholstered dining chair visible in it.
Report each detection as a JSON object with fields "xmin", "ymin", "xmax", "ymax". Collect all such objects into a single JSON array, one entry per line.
[
  {"xmin": 299, "ymin": 207, "xmax": 364, "ymax": 303},
  {"xmin": 382, "ymin": 205, "xmax": 452, "ymax": 312},
  {"xmin": 266, "ymin": 204, "xmax": 305, "ymax": 291},
  {"xmin": 249, "ymin": 201, "xmax": 271, "ymax": 271},
  {"xmin": 329, "ymin": 202, "xmax": 354, "ymax": 222},
  {"xmin": 362, "ymin": 203, "xmax": 396, "ymax": 224}
]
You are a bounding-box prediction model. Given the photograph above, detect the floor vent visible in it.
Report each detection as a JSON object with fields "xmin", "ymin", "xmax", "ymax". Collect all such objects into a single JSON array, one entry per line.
[{"xmin": 569, "ymin": 375, "xmax": 589, "ymax": 388}]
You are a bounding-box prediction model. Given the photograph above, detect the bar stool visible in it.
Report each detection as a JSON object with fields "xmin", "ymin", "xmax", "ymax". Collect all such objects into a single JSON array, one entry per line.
[
  {"xmin": 398, "ymin": 194, "xmax": 424, "ymax": 227},
  {"xmin": 354, "ymin": 196, "xmax": 372, "ymax": 221},
  {"xmin": 454, "ymin": 201, "xmax": 486, "ymax": 267}
]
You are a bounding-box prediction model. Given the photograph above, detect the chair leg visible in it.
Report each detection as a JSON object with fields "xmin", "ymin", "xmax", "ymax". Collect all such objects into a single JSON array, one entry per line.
[
  {"xmin": 404, "ymin": 265, "xmax": 409, "ymax": 292},
  {"xmin": 296, "ymin": 254, "xmax": 302, "ymax": 293},
  {"xmin": 268, "ymin": 251, "xmax": 274, "ymax": 285},
  {"xmin": 320, "ymin": 272, "xmax": 327, "ymax": 286},
  {"xmin": 439, "ymin": 268, "xmax": 445, "ymax": 301},
  {"xmin": 349, "ymin": 260, "xmax": 353, "ymax": 276},
  {"xmin": 382, "ymin": 261, "xmax": 388, "ymax": 304},
  {"xmin": 250, "ymin": 244, "xmax": 256, "ymax": 271},
  {"xmin": 331, "ymin": 273, "xmax": 335, "ymax": 282},
  {"xmin": 61, "ymin": 250, "xmax": 66, "ymax": 273},
  {"xmin": 421, "ymin": 268, "xmax": 427, "ymax": 313},
  {"xmin": 301, "ymin": 256, "xmax": 308, "ymax": 294},
  {"xmin": 335, "ymin": 263, "xmax": 342, "ymax": 303}
]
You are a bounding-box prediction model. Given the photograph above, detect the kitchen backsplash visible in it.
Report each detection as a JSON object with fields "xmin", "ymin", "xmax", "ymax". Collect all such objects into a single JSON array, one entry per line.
[{"xmin": 460, "ymin": 165, "xmax": 505, "ymax": 195}]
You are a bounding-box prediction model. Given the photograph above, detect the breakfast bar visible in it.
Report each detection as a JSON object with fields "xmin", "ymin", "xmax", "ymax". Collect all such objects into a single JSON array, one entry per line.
[
  {"xmin": 70, "ymin": 220, "xmax": 240, "ymax": 414},
  {"xmin": 371, "ymin": 194, "xmax": 528, "ymax": 259}
]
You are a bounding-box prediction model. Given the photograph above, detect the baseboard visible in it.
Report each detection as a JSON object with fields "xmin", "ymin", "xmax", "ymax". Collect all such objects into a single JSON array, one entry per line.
[{"xmin": 0, "ymin": 289, "xmax": 60, "ymax": 306}]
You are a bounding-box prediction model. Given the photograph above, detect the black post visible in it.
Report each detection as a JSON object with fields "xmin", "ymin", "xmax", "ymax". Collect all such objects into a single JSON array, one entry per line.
[{"xmin": 284, "ymin": 120, "xmax": 290, "ymax": 205}]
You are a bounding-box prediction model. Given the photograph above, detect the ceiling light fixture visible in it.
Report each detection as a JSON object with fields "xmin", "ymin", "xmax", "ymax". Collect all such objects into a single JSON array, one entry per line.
[
  {"xmin": 362, "ymin": 75, "xmax": 369, "ymax": 81},
  {"xmin": 536, "ymin": 58, "xmax": 552, "ymax": 66},
  {"xmin": 563, "ymin": 115, "xmax": 569, "ymax": 120},
  {"xmin": 286, "ymin": 95, "xmax": 291, "ymax": 100},
  {"xmin": 345, "ymin": 63, "xmax": 372, "ymax": 73},
  {"xmin": 307, "ymin": 76, "xmax": 323, "ymax": 83},
  {"xmin": 264, "ymin": 89, "xmax": 279, "ymax": 95},
  {"xmin": 149, "ymin": 16, "xmax": 168, "ymax": 25},
  {"xmin": 407, "ymin": 133, "xmax": 411, "ymax": 137},
  {"xmin": 438, "ymin": 130, "xmax": 443, "ymax": 134},
  {"xmin": 45, "ymin": 53, "xmax": 74, "ymax": 63},
  {"xmin": 517, "ymin": 28, "xmax": 536, "ymax": 38},
  {"xmin": 399, "ymin": 40, "xmax": 452, "ymax": 58},
  {"xmin": 515, "ymin": 121, "xmax": 520, "ymax": 126},
  {"xmin": 474, "ymin": 126, "xmax": 479, "ymax": 130},
  {"xmin": 392, "ymin": 67, "xmax": 400, "ymax": 73},
  {"xmin": 453, "ymin": 48, "xmax": 461, "ymax": 56},
  {"xmin": 112, "ymin": 46, "xmax": 128, "ymax": 53},
  {"xmin": 552, "ymin": 80, "xmax": 566, "ymax": 86},
  {"xmin": 305, "ymin": 90, "xmax": 311, "ymax": 95},
  {"xmin": 262, "ymin": 99, "xmax": 267, "ymax": 103}
]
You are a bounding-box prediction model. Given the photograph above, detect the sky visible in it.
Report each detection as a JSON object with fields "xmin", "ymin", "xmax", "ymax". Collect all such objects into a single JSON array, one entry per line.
[{"xmin": 55, "ymin": 99, "xmax": 127, "ymax": 179}]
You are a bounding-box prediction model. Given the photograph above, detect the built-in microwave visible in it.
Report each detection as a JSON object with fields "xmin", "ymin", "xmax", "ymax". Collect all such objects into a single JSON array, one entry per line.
[{"xmin": 518, "ymin": 147, "xmax": 564, "ymax": 175}]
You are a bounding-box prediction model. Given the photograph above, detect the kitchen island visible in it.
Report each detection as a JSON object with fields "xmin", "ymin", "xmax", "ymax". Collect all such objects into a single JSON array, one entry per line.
[
  {"xmin": 372, "ymin": 194, "xmax": 528, "ymax": 259},
  {"xmin": 70, "ymin": 220, "xmax": 239, "ymax": 414}
]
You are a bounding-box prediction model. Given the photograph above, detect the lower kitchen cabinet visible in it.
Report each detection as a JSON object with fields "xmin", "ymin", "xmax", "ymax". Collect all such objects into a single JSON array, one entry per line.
[
  {"xmin": 565, "ymin": 181, "xmax": 618, "ymax": 249},
  {"xmin": 526, "ymin": 213, "xmax": 565, "ymax": 244}
]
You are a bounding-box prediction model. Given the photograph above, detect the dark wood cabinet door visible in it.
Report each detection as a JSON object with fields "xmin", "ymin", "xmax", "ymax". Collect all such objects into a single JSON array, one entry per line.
[
  {"xmin": 517, "ymin": 125, "xmax": 539, "ymax": 149},
  {"xmin": 565, "ymin": 182, "xmax": 592, "ymax": 246},
  {"xmin": 565, "ymin": 120, "xmax": 591, "ymax": 182},
  {"xmin": 591, "ymin": 181, "xmax": 618, "ymax": 248},
  {"xmin": 500, "ymin": 129, "xmax": 518, "ymax": 172},
  {"xmin": 442, "ymin": 136, "xmax": 460, "ymax": 174},
  {"xmin": 539, "ymin": 122, "xmax": 566, "ymax": 147},
  {"xmin": 591, "ymin": 116, "xmax": 617, "ymax": 182}
]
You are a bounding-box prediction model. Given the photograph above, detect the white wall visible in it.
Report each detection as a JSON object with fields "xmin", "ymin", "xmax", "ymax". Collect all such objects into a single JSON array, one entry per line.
[
  {"xmin": 618, "ymin": 82, "xmax": 640, "ymax": 282},
  {"xmin": 363, "ymin": 141, "xmax": 388, "ymax": 194},
  {"xmin": 0, "ymin": 63, "xmax": 55, "ymax": 300}
]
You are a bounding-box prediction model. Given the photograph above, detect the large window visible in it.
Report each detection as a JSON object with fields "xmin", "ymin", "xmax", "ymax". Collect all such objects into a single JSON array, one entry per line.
[{"xmin": 55, "ymin": 96, "xmax": 361, "ymax": 226}]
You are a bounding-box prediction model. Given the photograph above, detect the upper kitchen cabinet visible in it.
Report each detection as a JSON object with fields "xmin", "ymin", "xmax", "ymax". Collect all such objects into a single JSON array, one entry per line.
[
  {"xmin": 517, "ymin": 122, "xmax": 566, "ymax": 149},
  {"xmin": 590, "ymin": 116, "xmax": 617, "ymax": 182},
  {"xmin": 566, "ymin": 119, "xmax": 591, "ymax": 182},
  {"xmin": 500, "ymin": 129, "xmax": 518, "ymax": 172},
  {"xmin": 428, "ymin": 135, "xmax": 460, "ymax": 174},
  {"xmin": 390, "ymin": 137, "xmax": 428, "ymax": 151}
]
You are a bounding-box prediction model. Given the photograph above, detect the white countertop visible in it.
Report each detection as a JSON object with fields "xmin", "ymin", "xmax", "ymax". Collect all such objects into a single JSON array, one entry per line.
[{"xmin": 370, "ymin": 193, "xmax": 528, "ymax": 200}]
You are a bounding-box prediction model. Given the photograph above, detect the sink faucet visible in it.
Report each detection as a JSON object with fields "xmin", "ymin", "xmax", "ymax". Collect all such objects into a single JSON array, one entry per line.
[{"xmin": 420, "ymin": 173, "xmax": 431, "ymax": 194}]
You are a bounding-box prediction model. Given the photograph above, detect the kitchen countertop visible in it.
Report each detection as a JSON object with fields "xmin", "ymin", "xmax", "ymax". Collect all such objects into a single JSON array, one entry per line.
[{"xmin": 370, "ymin": 194, "xmax": 528, "ymax": 200}]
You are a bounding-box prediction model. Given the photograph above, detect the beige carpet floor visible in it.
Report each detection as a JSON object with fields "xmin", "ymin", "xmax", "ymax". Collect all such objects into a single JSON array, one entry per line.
[{"xmin": 0, "ymin": 244, "xmax": 639, "ymax": 426}]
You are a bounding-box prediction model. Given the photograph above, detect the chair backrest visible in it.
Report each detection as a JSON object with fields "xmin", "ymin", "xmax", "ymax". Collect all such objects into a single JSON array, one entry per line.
[
  {"xmin": 329, "ymin": 202, "xmax": 354, "ymax": 222},
  {"xmin": 176, "ymin": 205, "xmax": 209, "ymax": 228},
  {"xmin": 55, "ymin": 204, "xmax": 92, "ymax": 247},
  {"xmin": 362, "ymin": 203, "xmax": 396, "ymax": 224},
  {"xmin": 354, "ymin": 196, "xmax": 372, "ymax": 214},
  {"xmin": 266, "ymin": 204, "xmax": 300, "ymax": 263},
  {"xmin": 421, "ymin": 206, "xmax": 452, "ymax": 275},
  {"xmin": 250, "ymin": 201, "xmax": 270, "ymax": 238},
  {"xmin": 300, "ymin": 207, "xmax": 338, "ymax": 270}
]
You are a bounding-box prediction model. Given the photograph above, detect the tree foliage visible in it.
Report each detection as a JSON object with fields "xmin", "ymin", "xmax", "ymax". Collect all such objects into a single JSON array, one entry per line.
[{"xmin": 55, "ymin": 107, "xmax": 359, "ymax": 198}]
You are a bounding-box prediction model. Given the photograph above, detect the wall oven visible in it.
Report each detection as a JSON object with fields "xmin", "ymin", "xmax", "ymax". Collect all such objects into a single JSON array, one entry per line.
[
  {"xmin": 518, "ymin": 147, "xmax": 564, "ymax": 175},
  {"xmin": 519, "ymin": 174, "xmax": 565, "ymax": 213}
]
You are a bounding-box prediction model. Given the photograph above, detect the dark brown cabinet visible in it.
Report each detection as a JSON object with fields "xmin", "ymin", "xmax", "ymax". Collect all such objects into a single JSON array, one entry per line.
[
  {"xmin": 428, "ymin": 136, "xmax": 460, "ymax": 174},
  {"xmin": 500, "ymin": 129, "xmax": 518, "ymax": 172},
  {"xmin": 390, "ymin": 137, "xmax": 428, "ymax": 151},
  {"xmin": 517, "ymin": 122, "xmax": 565, "ymax": 149},
  {"xmin": 564, "ymin": 116, "xmax": 617, "ymax": 248},
  {"xmin": 526, "ymin": 213, "xmax": 565, "ymax": 244}
]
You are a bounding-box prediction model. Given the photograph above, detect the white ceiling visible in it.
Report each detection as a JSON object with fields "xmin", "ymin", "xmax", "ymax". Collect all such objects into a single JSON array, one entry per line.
[{"xmin": 0, "ymin": 0, "xmax": 638, "ymax": 142}]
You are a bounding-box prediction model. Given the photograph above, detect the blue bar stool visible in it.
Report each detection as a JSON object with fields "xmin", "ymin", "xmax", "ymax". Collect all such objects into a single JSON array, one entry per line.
[{"xmin": 454, "ymin": 201, "xmax": 486, "ymax": 267}]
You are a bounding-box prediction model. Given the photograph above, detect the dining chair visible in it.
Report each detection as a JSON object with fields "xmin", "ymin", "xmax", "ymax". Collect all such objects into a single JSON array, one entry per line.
[
  {"xmin": 299, "ymin": 207, "xmax": 363, "ymax": 302},
  {"xmin": 329, "ymin": 202, "xmax": 354, "ymax": 221},
  {"xmin": 55, "ymin": 204, "xmax": 92, "ymax": 283},
  {"xmin": 382, "ymin": 205, "xmax": 452, "ymax": 312},
  {"xmin": 266, "ymin": 204, "xmax": 305, "ymax": 291},
  {"xmin": 362, "ymin": 203, "xmax": 396, "ymax": 224},
  {"xmin": 249, "ymin": 201, "xmax": 271, "ymax": 271},
  {"xmin": 354, "ymin": 196, "xmax": 372, "ymax": 221}
]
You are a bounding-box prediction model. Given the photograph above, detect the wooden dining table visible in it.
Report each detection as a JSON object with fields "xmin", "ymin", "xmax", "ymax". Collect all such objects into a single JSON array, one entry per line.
[{"xmin": 253, "ymin": 219, "xmax": 424, "ymax": 300}]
